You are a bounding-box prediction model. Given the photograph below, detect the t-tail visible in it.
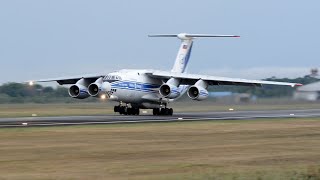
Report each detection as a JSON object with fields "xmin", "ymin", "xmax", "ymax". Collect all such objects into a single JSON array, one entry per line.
[{"xmin": 148, "ymin": 33, "xmax": 240, "ymax": 73}]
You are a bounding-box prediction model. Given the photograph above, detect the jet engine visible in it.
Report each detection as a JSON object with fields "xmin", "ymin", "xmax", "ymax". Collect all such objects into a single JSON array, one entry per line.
[
  {"xmin": 88, "ymin": 77, "xmax": 111, "ymax": 97},
  {"xmin": 159, "ymin": 84, "xmax": 180, "ymax": 99},
  {"xmin": 68, "ymin": 79, "xmax": 90, "ymax": 99},
  {"xmin": 159, "ymin": 78, "xmax": 181, "ymax": 99},
  {"xmin": 187, "ymin": 80, "xmax": 209, "ymax": 101}
]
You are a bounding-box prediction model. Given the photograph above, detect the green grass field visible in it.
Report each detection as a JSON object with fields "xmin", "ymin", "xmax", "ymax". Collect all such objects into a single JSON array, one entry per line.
[{"xmin": 0, "ymin": 118, "xmax": 320, "ymax": 179}]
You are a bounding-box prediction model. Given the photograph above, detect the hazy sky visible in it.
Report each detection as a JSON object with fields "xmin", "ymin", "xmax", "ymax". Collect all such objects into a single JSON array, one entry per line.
[{"xmin": 0, "ymin": 0, "xmax": 319, "ymax": 84}]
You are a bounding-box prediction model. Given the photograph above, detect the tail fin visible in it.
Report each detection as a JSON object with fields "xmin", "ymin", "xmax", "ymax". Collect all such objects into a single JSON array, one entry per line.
[{"xmin": 149, "ymin": 33, "xmax": 240, "ymax": 73}]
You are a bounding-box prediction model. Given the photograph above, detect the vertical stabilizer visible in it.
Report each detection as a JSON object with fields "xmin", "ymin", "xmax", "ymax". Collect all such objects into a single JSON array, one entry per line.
[
  {"xmin": 148, "ymin": 33, "xmax": 240, "ymax": 73},
  {"xmin": 171, "ymin": 39, "xmax": 193, "ymax": 73}
]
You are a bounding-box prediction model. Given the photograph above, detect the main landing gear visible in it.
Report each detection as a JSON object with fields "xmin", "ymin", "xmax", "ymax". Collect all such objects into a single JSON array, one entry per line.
[
  {"xmin": 114, "ymin": 105, "xmax": 140, "ymax": 115},
  {"xmin": 152, "ymin": 108, "xmax": 173, "ymax": 116},
  {"xmin": 114, "ymin": 105, "xmax": 173, "ymax": 116}
]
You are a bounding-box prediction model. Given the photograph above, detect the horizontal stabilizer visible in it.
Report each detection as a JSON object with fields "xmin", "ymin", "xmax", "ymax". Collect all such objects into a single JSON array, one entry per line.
[
  {"xmin": 185, "ymin": 34, "xmax": 240, "ymax": 38},
  {"xmin": 148, "ymin": 34, "xmax": 178, "ymax": 37},
  {"xmin": 148, "ymin": 33, "xmax": 240, "ymax": 40}
]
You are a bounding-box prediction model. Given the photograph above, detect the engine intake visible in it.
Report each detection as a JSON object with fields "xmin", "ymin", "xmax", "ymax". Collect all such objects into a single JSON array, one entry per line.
[
  {"xmin": 187, "ymin": 86, "xmax": 208, "ymax": 101},
  {"xmin": 68, "ymin": 84, "xmax": 90, "ymax": 99},
  {"xmin": 159, "ymin": 84, "xmax": 180, "ymax": 99},
  {"xmin": 88, "ymin": 81, "xmax": 111, "ymax": 97},
  {"xmin": 159, "ymin": 78, "xmax": 181, "ymax": 99},
  {"xmin": 88, "ymin": 83, "xmax": 100, "ymax": 97}
]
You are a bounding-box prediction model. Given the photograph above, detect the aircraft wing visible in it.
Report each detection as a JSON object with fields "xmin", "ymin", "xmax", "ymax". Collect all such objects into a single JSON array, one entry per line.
[
  {"xmin": 29, "ymin": 74, "xmax": 105, "ymax": 85},
  {"xmin": 146, "ymin": 70, "xmax": 302, "ymax": 87}
]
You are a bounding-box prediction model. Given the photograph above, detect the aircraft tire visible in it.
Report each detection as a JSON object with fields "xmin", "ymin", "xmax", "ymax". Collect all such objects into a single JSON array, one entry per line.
[
  {"xmin": 135, "ymin": 108, "xmax": 140, "ymax": 115},
  {"xmin": 114, "ymin": 106, "xmax": 120, "ymax": 113},
  {"xmin": 127, "ymin": 108, "xmax": 132, "ymax": 115},
  {"xmin": 169, "ymin": 108, "xmax": 173, "ymax": 116},
  {"xmin": 153, "ymin": 108, "xmax": 159, "ymax": 115},
  {"xmin": 119, "ymin": 107, "xmax": 124, "ymax": 115},
  {"xmin": 119, "ymin": 107, "xmax": 128, "ymax": 115},
  {"xmin": 160, "ymin": 108, "xmax": 166, "ymax": 115}
]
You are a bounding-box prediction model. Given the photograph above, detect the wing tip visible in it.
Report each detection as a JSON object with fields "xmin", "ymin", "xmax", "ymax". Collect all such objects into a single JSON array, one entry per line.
[{"xmin": 292, "ymin": 83, "xmax": 303, "ymax": 87}]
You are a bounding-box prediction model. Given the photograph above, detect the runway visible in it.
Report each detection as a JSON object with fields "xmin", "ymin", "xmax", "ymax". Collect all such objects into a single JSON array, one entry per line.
[{"xmin": 1, "ymin": 109, "xmax": 320, "ymax": 128}]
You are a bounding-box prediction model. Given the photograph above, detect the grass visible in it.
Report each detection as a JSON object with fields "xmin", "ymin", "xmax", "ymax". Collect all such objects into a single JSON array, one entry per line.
[
  {"xmin": 0, "ymin": 103, "xmax": 115, "ymax": 118},
  {"xmin": 0, "ymin": 118, "xmax": 320, "ymax": 179},
  {"xmin": 1, "ymin": 100, "xmax": 320, "ymax": 118}
]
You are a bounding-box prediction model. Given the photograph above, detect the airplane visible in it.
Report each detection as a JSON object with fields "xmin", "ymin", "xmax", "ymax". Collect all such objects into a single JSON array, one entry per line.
[{"xmin": 29, "ymin": 33, "xmax": 302, "ymax": 116}]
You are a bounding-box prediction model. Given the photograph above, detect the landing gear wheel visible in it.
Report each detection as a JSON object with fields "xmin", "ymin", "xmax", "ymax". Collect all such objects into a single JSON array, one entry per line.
[
  {"xmin": 153, "ymin": 108, "xmax": 173, "ymax": 116},
  {"xmin": 119, "ymin": 106, "xmax": 128, "ymax": 115},
  {"xmin": 114, "ymin": 104, "xmax": 140, "ymax": 116},
  {"xmin": 119, "ymin": 107, "xmax": 124, "ymax": 115},
  {"xmin": 153, "ymin": 108, "xmax": 160, "ymax": 115},
  {"xmin": 135, "ymin": 108, "xmax": 140, "ymax": 115},
  {"xmin": 114, "ymin": 106, "xmax": 120, "ymax": 113},
  {"xmin": 127, "ymin": 108, "xmax": 132, "ymax": 115},
  {"xmin": 160, "ymin": 108, "xmax": 166, "ymax": 115},
  {"xmin": 123, "ymin": 107, "xmax": 128, "ymax": 115},
  {"xmin": 130, "ymin": 108, "xmax": 139, "ymax": 115}
]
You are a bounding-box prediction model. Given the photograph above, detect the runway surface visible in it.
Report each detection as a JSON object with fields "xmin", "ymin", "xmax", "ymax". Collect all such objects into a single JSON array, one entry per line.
[{"xmin": 1, "ymin": 109, "xmax": 320, "ymax": 127}]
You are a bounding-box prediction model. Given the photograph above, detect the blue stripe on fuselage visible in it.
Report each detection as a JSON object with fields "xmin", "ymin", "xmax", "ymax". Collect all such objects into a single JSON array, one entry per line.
[{"xmin": 110, "ymin": 80, "xmax": 160, "ymax": 93}]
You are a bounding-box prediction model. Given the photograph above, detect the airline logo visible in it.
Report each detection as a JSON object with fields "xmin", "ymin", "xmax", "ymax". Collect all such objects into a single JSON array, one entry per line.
[{"xmin": 183, "ymin": 45, "xmax": 188, "ymax": 49}]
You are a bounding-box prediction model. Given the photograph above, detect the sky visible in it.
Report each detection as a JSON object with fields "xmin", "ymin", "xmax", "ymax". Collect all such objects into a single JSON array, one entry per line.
[{"xmin": 0, "ymin": 0, "xmax": 319, "ymax": 84}]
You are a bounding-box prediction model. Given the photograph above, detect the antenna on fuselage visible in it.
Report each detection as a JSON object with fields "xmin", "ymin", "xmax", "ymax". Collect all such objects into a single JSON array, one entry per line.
[{"xmin": 148, "ymin": 33, "xmax": 240, "ymax": 73}]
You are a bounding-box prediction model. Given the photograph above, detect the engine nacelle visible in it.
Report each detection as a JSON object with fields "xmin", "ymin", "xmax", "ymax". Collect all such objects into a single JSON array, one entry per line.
[
  {"xmin": 187, "ymin": 85, "xmax": 209, "ymax": 101},
  {"xmin": 68, "ymin": 83, "xmax": 90, "ymax": 99},
  {"xmin": 159, "ymin": 78, "xmax": 181, "ymax": 99},
  {"xmin": 88, "ymin": 81, "xmax": 111, "ymax": 97},
  {"xmin": 159, "ymin": 84, "xmax": 180, "ymax": 99}
]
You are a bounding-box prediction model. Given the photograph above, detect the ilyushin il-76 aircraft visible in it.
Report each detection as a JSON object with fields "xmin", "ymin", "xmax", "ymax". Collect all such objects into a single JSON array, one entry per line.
[{"xmin": 30, "ymin": 33, "xmax": 302, "ymax": 116}]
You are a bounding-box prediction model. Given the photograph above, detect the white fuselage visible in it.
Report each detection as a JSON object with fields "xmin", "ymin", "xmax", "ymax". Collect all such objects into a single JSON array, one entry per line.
[{"xmin": 103, "ymin": 69, "xmax": 188, "ymax": 109}]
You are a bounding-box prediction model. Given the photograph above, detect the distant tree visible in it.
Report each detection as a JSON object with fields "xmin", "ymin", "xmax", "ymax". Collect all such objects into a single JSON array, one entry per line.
[
  {"xmin": 0, "ymin": 93, "xmax": 11, "ymax": 103},
  {"xmin": 42, "ymin": 87, "xmax": 54, "ymax": 94},
  {"xmin": 0, "ymin": 83, "xmax": 36, "ymax": 97},
  {"xmin": 54, "ymin": 87, "xmax": 69, "ymax": 97}
]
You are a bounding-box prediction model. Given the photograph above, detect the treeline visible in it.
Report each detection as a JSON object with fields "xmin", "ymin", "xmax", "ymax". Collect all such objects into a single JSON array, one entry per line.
[
  {"xmin": 0, "ymin": 83, "xmax": 98, "ymax": 104},
  {"xmin": 0, "ymin": 76, "xmax": 317, "ymax": 103}
]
